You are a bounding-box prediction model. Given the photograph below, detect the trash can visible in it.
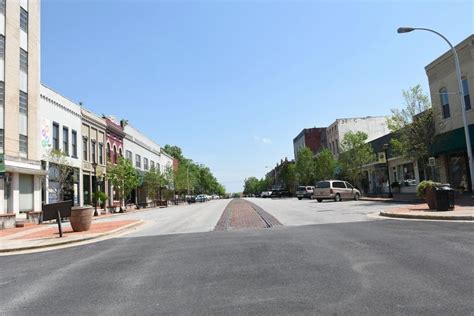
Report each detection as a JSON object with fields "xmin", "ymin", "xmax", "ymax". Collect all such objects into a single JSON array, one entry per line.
[{"xmin": 435, "ymin": 186, "xmax": 455, "ymax": 211}]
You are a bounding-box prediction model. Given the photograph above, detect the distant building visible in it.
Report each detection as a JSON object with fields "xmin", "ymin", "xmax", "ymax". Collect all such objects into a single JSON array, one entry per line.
[
  {"xmin": 426, "ymin": 34, "xmax": 473, "ymax": 192},
  {"xmin": 293, "ymin": 127, "xmax": 327, "ymax": 158},
  {"xmin": 326, "ymin": 116, "xmax": 390, "ymax": 158}
]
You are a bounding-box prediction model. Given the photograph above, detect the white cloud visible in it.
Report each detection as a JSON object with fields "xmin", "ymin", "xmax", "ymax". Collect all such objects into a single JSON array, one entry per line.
[{"xmin": 254, "ymin": 136, "xmax": 272, "ymax": 144}]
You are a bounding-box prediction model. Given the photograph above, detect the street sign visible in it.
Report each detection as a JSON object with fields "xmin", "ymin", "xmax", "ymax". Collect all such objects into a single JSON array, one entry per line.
[{"xmin": 428, "ymin": 157, "xmax": 436, "ymax": 167}]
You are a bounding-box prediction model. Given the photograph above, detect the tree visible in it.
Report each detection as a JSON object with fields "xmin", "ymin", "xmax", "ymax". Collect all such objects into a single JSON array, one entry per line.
[
  {"xmin": 46, "ymin": 149, "xmax": 74, "ymax": 202},
  {"xmin": 295, "ymin": 147, "xmax": 316, "ymax": 185},
  {"xmin": 338, "ymin": 131, "xmax": 375, "ymax": 187},
  {"xmin": 143, "ymin": 166, "xmax": 164, "ymax": 202},
  {"xmin": 279, "ymin": 162, "xmax": 297, "ymax": 194},
  {"xmin": 387, "ymin": 85, "xmax": 435, "ymax": 179},
  {"xmin": 244, "ymin": 177, "xmax": 260, "ymax": 195},
  {"xmin": 107, "ymin": 156, "xmax": 140, "ymax": 211},
  {"xmin": 163, "ymin": 145, "xmax": 185, "ymax": 163},
  {"xmin": 314, "ymin": 149, "xmax": 336, "ymax": 181}
]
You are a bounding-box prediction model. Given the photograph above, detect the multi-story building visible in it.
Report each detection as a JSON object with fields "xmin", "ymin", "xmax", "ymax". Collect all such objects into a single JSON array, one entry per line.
[
  {"xmin": 123, "ymin": 123, "xmax": 173, "ymax": 205},
  {"xmin": 326, "ymin": 116, "xmax": 390, "ymax": 158},
  {"xmin": 81, "ymin": 107, "xmax": 106, "ymax": 206},
  {"xmin": 39, "ymin": 84, "xmax": 82, "ymax": 205},
  {"xmin": 293, "ymin": 127, "xmax": 327, "ymax": 158},
  {"xmin": 426, "ymin": 34, "xmax": 474, "ymax": 192},
  {"xmin": 0, "ymin": 0, "xmax": 42, "ymax": 215},
  {"xmin": 103, "ymin": 116, "xmax": 125, "ymax": 206}
]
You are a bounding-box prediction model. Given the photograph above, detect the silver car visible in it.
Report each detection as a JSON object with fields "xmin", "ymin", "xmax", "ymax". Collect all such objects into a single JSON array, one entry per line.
[{"xmin": 313, "ymin": 180, "xmax": 361, "ymax": 202}]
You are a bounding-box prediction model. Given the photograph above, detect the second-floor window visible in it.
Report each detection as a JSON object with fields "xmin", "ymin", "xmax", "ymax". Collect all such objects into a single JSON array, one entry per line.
[
  {"xmin": 126, "ymin": 150, "xmax": 132, "ymax": 161},
  {"xmin": 91, "ymin": 140, "xmax": 96, "ymax": 163},
  {"xmin": 63, "ymin": 127, "xmax": 69, "ymax": 155},
  {"xmin": 20, "ymin": 8, "xmax": 28, "ymax": 33},
  {"xmin": 440, "ymin": 88, "xmax": 450, "ymax": 119},
  {"xmin": 144, "ymin": 158, "xmax": 149, "ymax": 170},
  {"xmin": 83, "ymin": 137, "xmax": 88, "ymax": 161},
  {"xmin": 0, "ymin": 35, "xmax": 4, "ymax": 59},
  {"xmin": 99, "ymin": 143, "xmax": 103, "ymax": 164},
  {"xmin": 72, "ymin": 130, "xmax": 77, "ymax": 157},
  {"xmin": 150, "ymin": 160, "xmax": 155, "ymax": 170},
  {"xmin": 462, "ymin": 78, "xmax": 471, "ymax": 110},
  {"xmin": 106, "ymin": 143, "xmax": 111, "ymax": 161},
  {"xmin": 52, "ymin": 122, "xmax": 59, "ymax": 150},
  {"xmin": 135, "ymin": 154, "xmax": 141, "ymax": 168}
]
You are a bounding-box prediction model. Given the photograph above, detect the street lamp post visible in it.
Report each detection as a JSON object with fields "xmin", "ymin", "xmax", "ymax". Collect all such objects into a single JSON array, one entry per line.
[
  {"xmin": 383, "ymin": 143, "xmax": 393, "ymax": 198},
  {"xmin": 92, "ymin": 161, "xmax": 98, "ymax": 216},
  {"xmin": 398, "ymin": 27, "xmax": 474, "ymax": 192}
]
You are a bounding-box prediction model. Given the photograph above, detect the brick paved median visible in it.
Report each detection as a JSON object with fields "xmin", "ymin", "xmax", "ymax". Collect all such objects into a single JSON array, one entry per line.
[
  {"xmin": 380, "ymin": 204, "xmax": 473, "ymax": 221},
  {"xmin": 215, "ymin": 199, "xmax": 282, "ymax": 231}
]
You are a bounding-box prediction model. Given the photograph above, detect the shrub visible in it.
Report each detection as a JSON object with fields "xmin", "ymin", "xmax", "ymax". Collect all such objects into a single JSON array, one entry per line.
[{"xmin": 416, "ymin": 180, "xmax": 441, "ymax": 198}]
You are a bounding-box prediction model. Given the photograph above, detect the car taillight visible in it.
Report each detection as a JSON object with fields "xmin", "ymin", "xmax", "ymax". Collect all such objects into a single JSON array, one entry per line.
[{"xmin": 330, "ymin": 188, "xmax": 334, "ymax": 194}]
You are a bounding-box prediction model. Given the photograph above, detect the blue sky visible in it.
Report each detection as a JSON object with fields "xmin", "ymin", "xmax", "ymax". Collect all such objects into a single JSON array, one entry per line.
[{"xmin": 41, "ymin": 0, "xmax": 473, "ymax": 192}]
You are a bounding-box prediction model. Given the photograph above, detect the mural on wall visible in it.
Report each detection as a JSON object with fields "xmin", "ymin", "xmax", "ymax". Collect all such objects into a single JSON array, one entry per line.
[{"xmin": 41, "ymin": 118, "xmax": 51, "ymax": 151}]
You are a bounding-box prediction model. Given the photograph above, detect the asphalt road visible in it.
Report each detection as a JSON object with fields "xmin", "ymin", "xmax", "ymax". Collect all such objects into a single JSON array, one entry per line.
[
  {"xmin": 1, "ymin": 216, "xmax": 473, "ymax": 315},
  {"xmin": 247, "ymin": 197, "xmax": 407, "ymax": 226}
]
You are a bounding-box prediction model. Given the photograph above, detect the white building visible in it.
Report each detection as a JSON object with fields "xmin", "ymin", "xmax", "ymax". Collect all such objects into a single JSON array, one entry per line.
[
  {"xmin": 123, "ymin": 124, "xmax": 173, "ymax": 205},
  {"xmin": 326, "ymin": 116, "xmax": 390, "ymax": 158},
  {"xmin": 39, "ymin": 84, "xmax": 82, "ymax": 205}
]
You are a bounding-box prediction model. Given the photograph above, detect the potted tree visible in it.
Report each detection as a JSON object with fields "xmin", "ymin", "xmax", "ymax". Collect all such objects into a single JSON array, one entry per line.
[{"xmin": 416, "ymin": 180, "xmax": 441, "ymax": 209}]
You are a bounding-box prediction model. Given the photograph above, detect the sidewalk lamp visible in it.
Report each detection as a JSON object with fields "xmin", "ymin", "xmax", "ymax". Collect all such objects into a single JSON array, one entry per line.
[
  {"xmin": 397, "ymin": 27, "xmax": 474, "ymax": 193},
  {"xmin": 383, "ymin": 143, "xmax": 393, "ymax": 198}
]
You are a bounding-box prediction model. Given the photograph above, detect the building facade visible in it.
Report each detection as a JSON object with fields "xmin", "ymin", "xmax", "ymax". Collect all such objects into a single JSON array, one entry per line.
[
  {"xmin": 0, "ymin": 0, "xmax": 43, "ymax": 215},
  {"xmin": 103, "ymin": 116, "xmax": 125, "ymax": 206},
  {"xmin": 123, "ymin": 124, "xmax": 172, "ymax": 205},
  {"xmin": 39, "ymin": 84, "xmax": 82, "ymax": 205},
  {"xmin": 293, "ymin": 127, "xmax": 327, "ymax": 158},
  {"xmin": 81, "ymin": 108, "xmax": 106, "ymax": 206},
  {"xmin": 326, "ymin": 116, "xmax": 390, "ymax": 158},
  {"xmin": 426, "ymin": 34, "xmax": 474, "ymax": 192}
]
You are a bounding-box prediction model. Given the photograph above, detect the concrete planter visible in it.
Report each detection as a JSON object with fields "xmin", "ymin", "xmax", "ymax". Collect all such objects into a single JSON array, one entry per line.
[
  {"xmin": 425, "ymin": 187, "xmax": 437, "ymax": 210},
  {"xmin": 27, "ymin": 211, "xmax": 42, "ymax": 224},
  {"xmin": 0, "ymin": 214, "xmax": 16, "ymax": 230},
  {"xmin": 70, "ymin": 207, "xmax": 94, "ymax": 232}
]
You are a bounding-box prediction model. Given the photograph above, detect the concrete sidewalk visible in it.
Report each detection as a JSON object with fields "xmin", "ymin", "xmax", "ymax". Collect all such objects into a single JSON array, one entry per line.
[
  {"xmin": 0, "ymin": 219, "xmax": 144, "ymax": 254},
  {"xmin": 380, "ymin": 204, "xmax": 473, "ymax": 221}
]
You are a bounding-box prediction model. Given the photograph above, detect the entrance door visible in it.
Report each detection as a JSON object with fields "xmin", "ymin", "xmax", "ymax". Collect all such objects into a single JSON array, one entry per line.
[{"xmin": 19, "ymin": 174, "xmax": 33, "ymax": 212}]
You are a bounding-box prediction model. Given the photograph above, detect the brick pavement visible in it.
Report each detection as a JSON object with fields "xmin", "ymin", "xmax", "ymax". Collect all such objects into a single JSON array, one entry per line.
[
  {"xmin": 380, "ymin": 204, "xmax": 473, "ymax": 220},
  {"xmin": 215, "ymin": 199, "xmax": 282, "ymax": 231}
]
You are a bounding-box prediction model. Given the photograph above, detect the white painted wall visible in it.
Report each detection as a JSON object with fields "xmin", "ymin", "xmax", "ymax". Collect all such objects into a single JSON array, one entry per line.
[
  {"xmin": 123, "ymin": 124, "xmax": 164, "ymax": 173},
  {"xmin": 20, "ymin": 30, "xmax": 27, "ymax": 51},
  {"xmin": 39, "ymin": 84, "xmax": 82, "ymax": 169}
]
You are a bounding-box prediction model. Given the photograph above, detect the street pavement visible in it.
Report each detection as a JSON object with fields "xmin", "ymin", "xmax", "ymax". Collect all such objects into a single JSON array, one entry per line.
[
  {"xmin": 247, "ymin": 197, "xmax": 407, "ymax": 226},
  {"xmin": 1, "ymin": 199, "xmax": 473, "ymax": 315}
]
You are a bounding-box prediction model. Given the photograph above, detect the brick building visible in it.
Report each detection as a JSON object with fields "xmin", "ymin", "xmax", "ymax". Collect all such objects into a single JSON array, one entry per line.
[{"xmin": 293, "ymin": 127, "xmax": 327, "ymax": 158}]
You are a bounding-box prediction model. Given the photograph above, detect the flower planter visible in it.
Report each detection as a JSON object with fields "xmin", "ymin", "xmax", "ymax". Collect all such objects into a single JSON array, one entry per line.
[
  {"xmin": 425, "ymin": 187, "xmax": 437, "ymax": 210},
  {"xmin": 70, "ymin": 207, "xmax": 94, "ymax": 232}
]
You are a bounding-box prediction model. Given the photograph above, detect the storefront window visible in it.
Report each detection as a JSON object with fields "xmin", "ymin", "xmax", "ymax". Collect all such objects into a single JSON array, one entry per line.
[{"xmin": 449, "ymin": 154, "xmax": 468, "ymax": 191}]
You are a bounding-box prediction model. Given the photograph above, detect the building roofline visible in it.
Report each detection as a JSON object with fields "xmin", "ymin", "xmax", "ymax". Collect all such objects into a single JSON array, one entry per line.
[
  {"xmin": 425, "ymin": 34, "xmax": 474, "ymax": 72},
  {"xmin": 40, "ymin": 83, "xmax": 82, "ymax": 108}
]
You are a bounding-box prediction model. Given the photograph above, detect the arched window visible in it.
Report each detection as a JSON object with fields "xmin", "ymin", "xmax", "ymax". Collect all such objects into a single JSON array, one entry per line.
[
  {"xmin": 119, "ymin": 148, "xmax": 123, "ymax": 157},
  {"xmin": 113, "ymin": 145, "xmax": 117, "ymax": 164},
  {"xmin": 439, "ymin": 88, "xmax": 450, "ymax": 119},
  {"xmin": 106, "ymin": 143, "xmax": 111, "ymax": 162}
]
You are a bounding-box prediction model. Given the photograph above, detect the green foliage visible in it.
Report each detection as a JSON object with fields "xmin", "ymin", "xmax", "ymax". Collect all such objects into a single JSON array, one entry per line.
[
  {"xmin": 93, "ymin": 191, "xmax": 108, "ymax": 206},
  {"xmin": 387, "ymin": 85, "xmax": 435, "ymax": 176},
  {"xmin": 279, "ymin": 163, "xmax": 297, "ymax": 193},
  {"xmin": 107, "ymin": 156, "xmax": 140, "ymax": 207},
  {"xmin": 243, "ymin": 177, "xmax": 271, "ymax": 195},
  {"xmin": 416, "ymin": 180, "xmax": 441, "ymax": 198},
  {"xmin": 143, "ymin": 166, "xmax": 166, "ymax": 200},
  {"xmin": 314, "ymin": 149, "xmax": 337, "ymax": 181},
  {"xmin": 338, "ymin": 131, "xmax": 375, "ymax": 186},
  {"xmin": 295, "ymin": 147, "xmax": 316, "ymax": 185},
  {"xmin": 46, "ymin": 149, "xmax": 74, "ymax": 202},
  {"xmin": 163, "ymin": 145, "xmax": 185, "ymax": 163}
]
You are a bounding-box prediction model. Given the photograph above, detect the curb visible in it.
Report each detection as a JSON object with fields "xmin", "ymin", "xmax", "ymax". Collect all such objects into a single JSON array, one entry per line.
[
  {"xmin": 379, "ymin": 211, "xmax": 473, "ymax": 221},
  {"xmin": 0, "ymin": 220, "xmax": 145, "ymax": 254}
]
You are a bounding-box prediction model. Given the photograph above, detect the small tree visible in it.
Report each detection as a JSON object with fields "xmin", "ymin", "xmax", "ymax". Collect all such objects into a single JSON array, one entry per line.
[
  {"xmin": 295, "ymin": 147, "xmax": 316, "ymax": 185},
  {"xmin": 107, "ymin": 156, "xmax": 140, "ymax": 211},
  {"xmin": 314, "ymin": 149, "xmax": 336, "ymax": 181},
  {"xmin": 338, "ymin": 131, "xmax": 375, "ymax": 188},
  {"xmin": 387, "ymin": 85, "xmax": 435, "ymax": 179},
  {"xmin": 143, "ymin": 166, "xmax": 164, "ymax": 203},
  {"xmin": 46, "ymin": 149, "xmax": 74, "ymax": 202}
]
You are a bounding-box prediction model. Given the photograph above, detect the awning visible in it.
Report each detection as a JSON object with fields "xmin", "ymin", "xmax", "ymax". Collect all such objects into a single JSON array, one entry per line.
[{"xmin": 433, "ymin": 124, "xmax": 474, "ymax": 155}]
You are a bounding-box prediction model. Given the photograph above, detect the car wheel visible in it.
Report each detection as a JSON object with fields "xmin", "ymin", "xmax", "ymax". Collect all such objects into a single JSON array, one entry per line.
[
  {"xmin": 298, "ymin": 197, "xmax": 302, "ymax": 200},
  {"xmin": 334, "ymin": 194, "xmax": 341, "ymax": 202},
  {"xmin": 354, "ymin": 193, "xmax": 360, "ymax": 201},
  {"xmin": 317, "ymin": 199, "xmax": 322, "ymax": 202}
]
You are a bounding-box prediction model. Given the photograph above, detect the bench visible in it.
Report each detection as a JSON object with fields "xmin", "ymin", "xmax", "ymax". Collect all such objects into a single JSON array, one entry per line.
[
  {"xmin": 0, "ymin": 213, "xmax": 16, "ymax": 230},
  {"xmin": 155, "ymin": 200, "xmax": 168, "ymax": 208}
]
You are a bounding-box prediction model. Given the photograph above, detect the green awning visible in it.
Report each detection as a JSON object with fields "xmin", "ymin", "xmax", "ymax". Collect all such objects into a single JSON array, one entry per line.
[{"xmin": 433, "ymin": 124, "xmax": 474, "ymax": 155}]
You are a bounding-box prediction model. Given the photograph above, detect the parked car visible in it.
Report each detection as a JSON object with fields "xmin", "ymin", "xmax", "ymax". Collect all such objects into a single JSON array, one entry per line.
[
  {"xmin": 313, "ymin": 180, "xmax": 361, "ymax": 202},
  {"xmin": 195, "ymin": 194, "xmax": 207, "ymax": 202},
  {"xmin": 261, "ymin": 191, "xmax": 272, "ymax": 198},
  {"xmin": 271, "ymin": 189, "xmax": 290, "ymax": 198},
  {"xmin": 296, "ymin": 186, "xmax": 315, "ymax": 200}
]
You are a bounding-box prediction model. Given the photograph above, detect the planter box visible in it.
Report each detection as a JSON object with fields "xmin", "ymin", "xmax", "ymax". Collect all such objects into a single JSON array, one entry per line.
[
  {"xmin": 27, "ymin": 211, "xmax": 42, "ymax": 224},
  {"xmin": 0, "ymin": 213, "xmax": 16, "ymax": 230},
  {"xmin": 425, "ymin": 187, "xmax": 437, "ymax": 210},
  {"xmin": 70, "ymin": 207, "xmax": 94, "ymax": 232}
]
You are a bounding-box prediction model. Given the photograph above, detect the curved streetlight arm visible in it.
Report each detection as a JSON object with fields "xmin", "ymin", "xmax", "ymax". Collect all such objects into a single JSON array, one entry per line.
[{"xmin": 399, "ymin": 27, "xmax": 474, "ymax": 192}]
